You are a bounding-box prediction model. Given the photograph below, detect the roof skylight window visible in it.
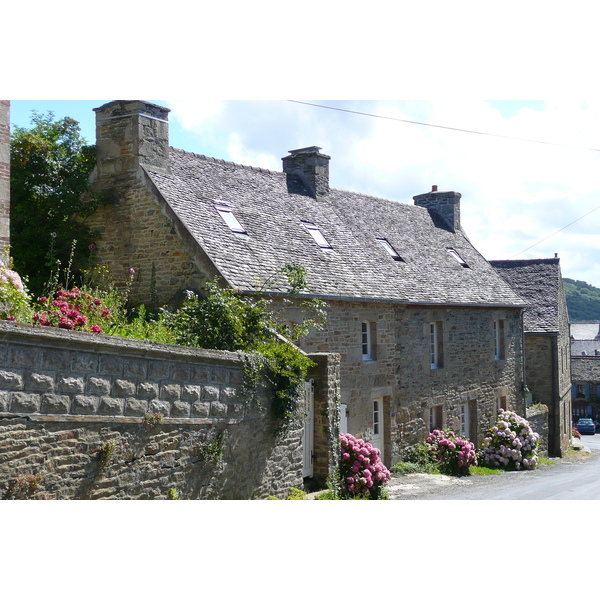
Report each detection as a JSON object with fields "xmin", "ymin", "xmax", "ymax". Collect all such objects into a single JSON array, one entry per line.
[
  {"xmin": 377, "ymin": 238, "xmax": 404, "ymax": 262},
  {"xmin": 215, "ymin": 204, "xmax": 247, "ymax": 236},
  {"xmin": 447, "ymin": 248, "xmax": 469, "ymax": 268},
  {"xmin": 302, "ymin": 221, "xmax": 333, "ymax": 250}
]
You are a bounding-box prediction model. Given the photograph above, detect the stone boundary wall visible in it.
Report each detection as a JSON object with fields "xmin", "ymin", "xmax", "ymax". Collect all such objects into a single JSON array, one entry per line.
[
  {"xmin": 526, "ymin": 403, "xmax": 549, "ymax": 456},
  {"xmin": 0, "ymin": 322, "xmax": 338, "ymax": 499}
]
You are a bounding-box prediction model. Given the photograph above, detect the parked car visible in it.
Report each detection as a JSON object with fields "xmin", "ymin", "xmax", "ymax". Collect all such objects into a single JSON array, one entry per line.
[{"xmin": 575, "ymin": 418, "xmax": 596, "ymax": 435}]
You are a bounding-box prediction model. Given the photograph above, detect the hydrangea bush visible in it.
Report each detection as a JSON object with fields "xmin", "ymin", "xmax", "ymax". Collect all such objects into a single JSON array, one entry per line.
[
  {"xmin": 340, "ymin": 433, "xmax": 391, "ymax": 499},
  {"xmin": 425, "ymin": 429, "xmax": 477, "ymax": 475},
  {"xmin": 481, "ymin": 409, "xmax": 540, "ymax": 470}
]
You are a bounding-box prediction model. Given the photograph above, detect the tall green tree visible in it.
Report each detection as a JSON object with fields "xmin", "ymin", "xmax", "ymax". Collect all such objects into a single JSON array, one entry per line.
[{"xmin": 10, "ymin": 111, "xmax": 101, "ymax": 296}]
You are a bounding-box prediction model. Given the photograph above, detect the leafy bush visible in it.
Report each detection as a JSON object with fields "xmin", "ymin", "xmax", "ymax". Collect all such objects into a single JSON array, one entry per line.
[
  {"xmin": 339, "ymin": 433, "xmax": 390, "ymax": 499},
  {"xmin": 166, "ymin": 283, "xmax": 273, "ymax": 351},
  {"xmin": 425, "ymin": 429, "xmax": 478, "ymax": 475},
  {"xmin": 481, "ymin": 409, "xmax": 540, "ymax": 470},
  {"xmin": 166, "ymin": 279, "xmax": 317, "ymax": 427},
  {"xmin": 391, "ymin": 441, "xmax": 440, "ymax": 474},
  {"xmin": 0, "ymin": 262, "xmax": 33, "ymax": 323}
]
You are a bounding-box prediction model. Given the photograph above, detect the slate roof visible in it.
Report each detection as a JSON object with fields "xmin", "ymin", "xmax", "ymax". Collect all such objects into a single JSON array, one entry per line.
[
  {"xmin": 144, "ymin": 148, "xmax": 526, "ymax": 307},
  {"xmin": 572, "ymin": 340, "xmax": 600, "ymax": 356},
  {"xmin": 490, "ymin": 259, "xmax": 563, "ymax": 333}
]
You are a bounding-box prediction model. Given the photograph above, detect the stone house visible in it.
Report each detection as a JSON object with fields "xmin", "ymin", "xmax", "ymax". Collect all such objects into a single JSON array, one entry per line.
[
  {"xmin": 85, "ymin": 100, "xmax": 528, "ymax": 466},
  {"xmin": 570, "ymin": 322, "xmax": 600, "ymax": 421},
  {"xmin": 0, "ymin": 100, "xmax": 9, "ymax": 263},
  {"xmin": 490, "ymin": 258, "xmax": 572, "ymax": 456}
]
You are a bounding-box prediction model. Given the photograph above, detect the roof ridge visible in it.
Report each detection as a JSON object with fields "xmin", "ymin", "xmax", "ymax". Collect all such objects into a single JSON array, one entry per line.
[
  {"xmin": 169, "ymin": 146, "xmax": 281, "ymax": 175},
  {"xmin": 490, "ymin": 258, "xmax": 559, "ymax": 264},
  {"xmin": 169, "ymin": 146, "xmax": 410, "ymax": 204}
]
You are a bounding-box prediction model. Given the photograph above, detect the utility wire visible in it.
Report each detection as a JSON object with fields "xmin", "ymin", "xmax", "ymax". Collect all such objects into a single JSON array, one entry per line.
[
  {"xmin": 510, "ymin": 203, "xmax": 600, "ymax": 258},
  {"xmin": 289, "ymin": 100, "xmax": 600, "ymax": 258},
  {"xmin": 288, "ymin": 100, "xmax": 600, "ymax": 153}
]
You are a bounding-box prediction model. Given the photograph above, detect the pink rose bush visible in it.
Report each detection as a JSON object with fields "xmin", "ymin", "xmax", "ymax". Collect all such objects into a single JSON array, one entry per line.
[
  {"xmin": 425, "ymin": 429, "xmax": 477, "ymax": 475},
  {"xmin": 32, "ymin": 287, "xmax": 114, "ymax": 334},
  {"xmin": 481, "ymin": 409, "xmax": 540, "ymax": 470},
  {"xmin": 340, "ymin": 433, "xmax": 391, "ymax": 499},
  {"xmin": 0, "ymin": 262, "xmax": 32, "ymax": 323}
]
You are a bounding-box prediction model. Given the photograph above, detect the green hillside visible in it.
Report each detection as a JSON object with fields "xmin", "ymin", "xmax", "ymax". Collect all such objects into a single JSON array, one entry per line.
[{"xmin": 563, "ymin": 278, "xmax": 600, "ymax": 322}]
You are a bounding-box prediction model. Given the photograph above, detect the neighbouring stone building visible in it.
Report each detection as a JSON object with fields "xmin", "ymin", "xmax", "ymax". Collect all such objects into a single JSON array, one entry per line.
[
  {"xmin": 491, "ymin": 258, "xmax": 572, "ymax": 456},
  {"xmin": 570, "ymin": 322, "xmax": 600, "ymax": 420},
  {"xmin": 85, "ymin": 100, "xmax": 528, "ymax": 465},
  {"xmin": 0, "ymin": 100, "xmax": 9, "ymax": 263}
]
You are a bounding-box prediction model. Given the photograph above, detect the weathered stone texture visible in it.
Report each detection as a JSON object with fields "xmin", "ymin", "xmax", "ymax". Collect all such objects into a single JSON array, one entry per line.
[
  {"xmin": 0, "ymin": 321, "xmax": 337, "ymax": 499},
  {"xmin": 277, "ymin": 297, "xmax": 524, "ymax": 464}
]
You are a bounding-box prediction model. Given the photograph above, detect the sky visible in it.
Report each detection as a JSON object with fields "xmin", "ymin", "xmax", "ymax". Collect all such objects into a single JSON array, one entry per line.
[{"xmin": 8, "ymin": 98, "xmax": 600, "ymax": 288}]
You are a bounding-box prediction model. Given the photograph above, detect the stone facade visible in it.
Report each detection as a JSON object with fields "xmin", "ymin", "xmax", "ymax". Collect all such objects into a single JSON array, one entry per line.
[
  {"xmin": 525, "ymin": 333, "xmax": 572, "ymax": 455},
  {"xmin": 86, "ymin": 101, "xmax": 212, "ymax": 306},
  {"xmin": 526, "ymin": 402, "xmax": 549, "ymax": 456},
  {"xmin": 0, "ymin": 100, "xmax": 9, "ymax": 263},
  {"xmin": 0, "ymin": 321, "xmax": 339, "ymax": 499},
  {"xmin": 276, "ymin": 298, "xmax": 524, "ymax": 465},
  {"xmin": 571, "ymin": 355, "xmax": 600, "ymax": 420},
  {"xmin": 491, "ymin": 258, "xmax": 572, "ymax": 456}
]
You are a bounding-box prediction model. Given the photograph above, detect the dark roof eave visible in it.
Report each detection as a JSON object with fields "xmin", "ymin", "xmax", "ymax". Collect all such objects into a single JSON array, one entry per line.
[{"xmin": 240, "ymin": 289, "xmax": 526, "ymax": 308}]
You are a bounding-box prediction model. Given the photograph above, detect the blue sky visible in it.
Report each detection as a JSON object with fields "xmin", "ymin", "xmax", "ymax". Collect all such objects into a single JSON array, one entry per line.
[{"xmin": 8, "ymin": 98, "xmax": 600, "ymax": 289}]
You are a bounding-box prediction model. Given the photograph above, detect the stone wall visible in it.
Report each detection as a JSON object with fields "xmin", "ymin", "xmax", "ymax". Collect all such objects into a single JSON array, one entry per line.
[
  {"xmin": 0, "ymin": 321, "xmax": 338, "ymax": 499},
  {"xmin": 278, "ymin": 297, "xmax": 524, "ymax": 465},
  {"xmin": 393, "ymin": 305, "xmax": 524, "ymax": 454},
  {"xmin": 526, "ymin": 402, "xmax": 549, "ymax": 456},
  {"xmin": 0, "ymin": 100, "xmax": 9, "ymax": 263}
]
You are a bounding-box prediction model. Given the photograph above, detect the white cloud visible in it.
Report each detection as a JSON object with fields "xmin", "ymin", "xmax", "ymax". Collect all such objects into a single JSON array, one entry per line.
[{"xmin": 166, "ymin": 100, "xmax": 224, "ymax": 131}]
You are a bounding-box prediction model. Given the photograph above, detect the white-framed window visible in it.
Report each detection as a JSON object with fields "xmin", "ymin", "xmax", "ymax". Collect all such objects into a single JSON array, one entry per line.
[
  {"xmin": 302, "ymin": 221, "xmax": 333, "ymax": 251},
  {"xmin": 429, "ymin": 405, "xmax": 443, "ymax": 431},
  {"xmin": 215, "ymin": 204, "xmax": 247, "ymax": 236},
  {"xmin": 430, "ymin": 321, "xmax": 443, "ymax": 369},
  {"xmin": 373, "ymin": 400, "xmax": 380, "ymax": 436},
  {"xmin": 447, "ymin": 248, "xmax": 469, "ymax": 268},
  {"xmin": 494, "ymin": 319, "xmax": 505, "ymax": 360},
  {"xmin": 377, "ymin": 238, "xmax": 403, "ymax": 262},
  {"xmin": 362, "ymin": 321, "xmax": 376, "ymax": 361}
]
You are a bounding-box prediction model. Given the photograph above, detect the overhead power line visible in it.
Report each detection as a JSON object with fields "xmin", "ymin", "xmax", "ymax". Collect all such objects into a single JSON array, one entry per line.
[
  {"xmin": 288, "ymin": 100, "xmax": 600, "ymax": 153},
  {"xmin": 510, "ymin": 203, "xmax": 600, "ymax": 258},
  {"xmin": 289, "ymin": 100, "xmax": 600, "ymax": 258}
]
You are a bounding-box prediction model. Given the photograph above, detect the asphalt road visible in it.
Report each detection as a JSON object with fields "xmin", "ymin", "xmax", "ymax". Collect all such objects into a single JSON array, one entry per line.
[{"xmin": 388, "ymin": 434, "xmax": 600, "ymax": 500}]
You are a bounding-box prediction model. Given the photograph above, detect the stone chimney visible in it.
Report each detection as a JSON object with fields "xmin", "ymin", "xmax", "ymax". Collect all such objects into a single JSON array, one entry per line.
[
  {"xmin": 282, "ymin": 146, "xmax": 330, "ymax": 199},
  {"xmin": 413, "ymin": 185, "xmax": 462, "ymax": 233},
  {"xmin": 93, "ymin": 100, "xmax": 171, "ymax": 178},
  {"xmin": 0, "ymin": 100, "xmax": 9, "ymax": 264}
]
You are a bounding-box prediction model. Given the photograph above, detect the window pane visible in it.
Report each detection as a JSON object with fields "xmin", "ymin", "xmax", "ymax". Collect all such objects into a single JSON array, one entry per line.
[
  {"xmin": 216, "ymin": 205, "xmax": 246, "ymax": 234},
  {"xmin": 303, "ymin": 222, "xmax": 332, "ymax": 249}
]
